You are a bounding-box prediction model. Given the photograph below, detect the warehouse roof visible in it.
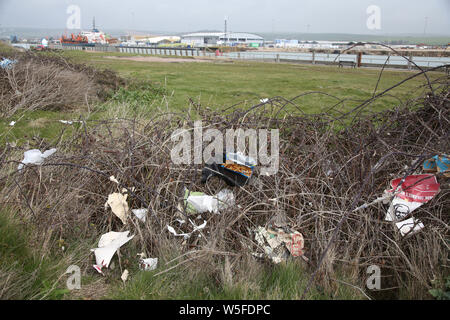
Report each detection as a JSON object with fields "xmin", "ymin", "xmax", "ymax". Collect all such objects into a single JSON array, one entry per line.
[{"xmin": 182, "ymin": 32, "xmax": 263, "ymax": 40}]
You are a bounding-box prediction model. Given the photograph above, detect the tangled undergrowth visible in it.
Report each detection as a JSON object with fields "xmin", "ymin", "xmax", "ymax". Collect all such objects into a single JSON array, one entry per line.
[{"xmin": 0, "ymin": 50, "xmax": 125, "ymax": 117}]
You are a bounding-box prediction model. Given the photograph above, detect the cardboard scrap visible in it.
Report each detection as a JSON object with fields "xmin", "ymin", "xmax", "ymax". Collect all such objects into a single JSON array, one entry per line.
[{"xmin": 423, "ymin": 155, "xmax": 450, "ymax": 177}]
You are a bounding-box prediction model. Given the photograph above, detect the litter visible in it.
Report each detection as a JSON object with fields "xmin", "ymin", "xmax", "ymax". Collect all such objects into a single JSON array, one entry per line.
[
  {"xmin": 423, "ymin": 155, "xmax": 450, "ymax": 177},
  {"xmin": 139, "ymin": 258, "xmax": 158, "ymax": 271},
  {"xmin": 59, "ymin": 120, "xmax": 83, "ymax": 125},
  {"xmin": 109, "ymin": 175, "xmax": 119, "ymax": 184},
  {"xmin": 0, "ymin": 58, "xmax": 17, "ymax": 69},
  {"xmin": 91, "ymin": 231, "xmax": 134, "ymax": 274},
  {"xmin": 184, "ymin": 188, "xmax": 235, "ymax": 214},
  {"xmin": 167, "ymin": 220, "xmax": 207, "ymax": 239},
  {"xmin": 132, "ymin": 208, "xmax": 147, "ymax": 222},
  {"xmin": 105, "ymin": 192, "xmax": 129, "ymax": 224},
  {"xmin": 201, "ymin": 152, "xmax": 256, "ymax": 187},
  {"xmin": 384, "ymin": 174, "xmax": 440, "ymax": 236},
  {"xmin": 121, "ymin": 269, "xmax": 129, "ymax": 282},
  {"xmin": 9, "ymin": 121, "xmax": 15, "ymax": 126},
  {"xmin": 183, "ymin": 189, "xmax": 207, "ymax": 214},
  {"xmin": 260, "ymin": 98, "xmax": 269, "ymax": 103},
  {"xmin": 395, "ymin": 218, "xmax": 425, "ymax": 237},
  {"xmin": 167, "ymin": 225, "xmax": 192, "ymax": 239},
  {"xmin": 253, "ymin": 225, "xmax": 306, "ymax": 264},
  {"xmin": 17, "ymin": 148, "xmax": 57, "ymax": 170},
  {"xmin": 222, "ymin": 152, "xmax": 256, "ymax": 179}
]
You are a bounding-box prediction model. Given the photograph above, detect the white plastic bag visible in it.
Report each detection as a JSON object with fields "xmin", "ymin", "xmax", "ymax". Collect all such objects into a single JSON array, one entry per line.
[
  {"xmin": 186, "ymin": 189, "xmax": 235, "ymax": 214},
  {"xmin": 17, "ymin": 148, "xmax": 57, "ymax": 170},
  {"xmin": 91, "ymin": 231, "xmax": 134, "ymax": 273}
]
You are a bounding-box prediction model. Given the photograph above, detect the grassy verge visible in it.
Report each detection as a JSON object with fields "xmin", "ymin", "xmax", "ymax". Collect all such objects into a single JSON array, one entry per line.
[{"xmin": 108, "ymin": 260, "xmax": 362, "ymax": 300}]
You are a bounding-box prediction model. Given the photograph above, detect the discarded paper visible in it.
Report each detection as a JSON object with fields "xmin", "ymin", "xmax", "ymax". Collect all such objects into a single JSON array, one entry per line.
[
  {"xmin": 385, "ymin": 174, "xmax": 440, "ymax": 236},
  {"xmin": 253, "ymin": 225, "xmax": 306, "ymax": 264},
  {"xmin": 91, "ymin": 231, "xmax": 134, "ymax": 274},
  {"xmin": 105, "ymin": 192, "xmax": 129, "ymax": 224},
  {"xmin": 121, "ymin": 269, "xmax": 129, "ymax": 282}
]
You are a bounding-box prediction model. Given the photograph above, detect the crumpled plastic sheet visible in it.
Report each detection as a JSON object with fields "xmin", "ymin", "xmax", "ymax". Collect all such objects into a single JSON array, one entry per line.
[
  {"xmin": 139, "ymin": 258, "xmax": 158, "ymax": 271},
  {"xmin": 185, "ymin": 188, "xmax": 235, "ymax": 214},
  {"xmin": 17, "ymin": 148, "xmax": 57, "ymax": 170},
  {"xmin": 167, "ymin": 220, "xmax": 207, "ymax": 239},
  {"xmin": 0, "ymin": 58, "xmax": 17, "ymax": 69},
  {"xmin": 132, "ymin": 209, "xmax": 147, "ymax": 223},
  {"xmin": 91, "ymin": 231, "xmax": 134, "ymax": 274}
]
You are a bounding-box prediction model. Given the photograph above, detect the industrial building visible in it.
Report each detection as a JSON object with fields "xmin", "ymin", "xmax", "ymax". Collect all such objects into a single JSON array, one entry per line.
[{"xmin": 181, "ymin": 32, "xmax": 264, "ymax": 47}]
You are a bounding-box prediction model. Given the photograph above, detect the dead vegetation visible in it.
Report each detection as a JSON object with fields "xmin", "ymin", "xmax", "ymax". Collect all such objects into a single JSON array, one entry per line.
[
  {"xmin": 0, "ymin": 51, "xmax": 125, "ymax": 117},
  {"xmin": 0, "ymin": 50, "xmax": 448, "ymax": 299}
]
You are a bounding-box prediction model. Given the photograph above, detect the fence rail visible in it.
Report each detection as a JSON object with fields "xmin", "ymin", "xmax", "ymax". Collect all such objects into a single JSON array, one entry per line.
[{"xmin": 48, "ymin": 44, "xmax": 449, "ymax": 71}]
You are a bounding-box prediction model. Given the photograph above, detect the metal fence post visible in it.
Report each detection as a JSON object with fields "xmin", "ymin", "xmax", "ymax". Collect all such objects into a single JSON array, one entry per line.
[{"xmin": 408, "ymin": 54, "xmax": 413, "ymax": 70}]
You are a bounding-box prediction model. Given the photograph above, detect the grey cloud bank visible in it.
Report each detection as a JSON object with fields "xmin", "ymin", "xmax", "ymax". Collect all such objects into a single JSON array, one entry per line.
[{"xmin": 0, "ymin": 0, "xmax": 449, "ymax": 35}]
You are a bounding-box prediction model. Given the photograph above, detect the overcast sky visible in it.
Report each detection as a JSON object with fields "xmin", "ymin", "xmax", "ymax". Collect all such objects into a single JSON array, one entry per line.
[{"xmin": 0, "ymin": 0, "xmax": 449, "ymax": 35}]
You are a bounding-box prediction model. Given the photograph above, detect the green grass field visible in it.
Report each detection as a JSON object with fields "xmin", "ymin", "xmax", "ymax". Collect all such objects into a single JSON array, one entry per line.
[
  {"xmin": 61, "ymin": 50, "xmax": 435, "ymax": 112},
  {"xmin": 1, "ymin": 49, "xmax": 440, "ymax": 145}
]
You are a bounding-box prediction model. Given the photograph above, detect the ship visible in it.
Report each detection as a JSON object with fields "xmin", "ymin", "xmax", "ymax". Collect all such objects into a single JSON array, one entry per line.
[{"xmin": 61, "ymin": 17, "xmax": 115, "ymax": 46}]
